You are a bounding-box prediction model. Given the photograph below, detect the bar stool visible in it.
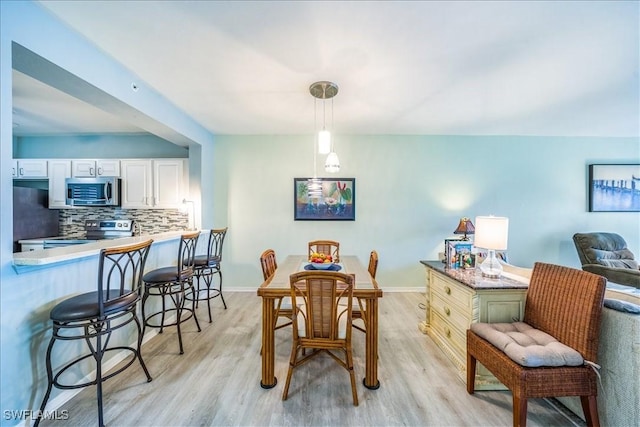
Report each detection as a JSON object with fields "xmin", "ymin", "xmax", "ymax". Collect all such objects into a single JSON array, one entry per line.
[
  {"xmin": 187, "ymin": 227, "xmax": 228, "ymax": 323},
  {"xmin": 35, "ymin": 239, "xmax": 154, "ymax": 427},
  {"xmin": 142, "ymin": 231, "xmax": 200, "ymax": 354}
]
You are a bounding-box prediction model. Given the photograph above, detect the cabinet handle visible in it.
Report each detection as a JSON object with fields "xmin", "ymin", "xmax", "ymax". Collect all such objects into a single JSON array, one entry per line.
[
  {"xmin": 445, "ymin": 327, "xmax": 451, "ymax": 338},
  {"xmin": 444, "ymin": 307, "xmax": 451, "ymax": 316},
  {"xmin": 90, "ymin": 167, "xmax": 95, "ymax": 176},
  {"xmin": 19, "ymin": 168, "xmax": 24, "ymax": 176},
  {"xmin": 444, "ymin": 286, "xmax": 451, "ymax": 295},
  {"xmin": 97, "ymin": 167, "xmax": 103, "ymax": 175}
]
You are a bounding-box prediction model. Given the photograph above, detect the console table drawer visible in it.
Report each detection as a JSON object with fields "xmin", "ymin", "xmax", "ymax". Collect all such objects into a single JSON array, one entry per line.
[
  {"xmin": 431, "ymin": 310, "xmax": 466, "ymax": 362},
  {"xmin": 430, "ymin": 272, "xmax": 473, "ymax": 311},
  {"xmin": 431, "ymin": 291, "xmax": 471, "ymax": 334}
]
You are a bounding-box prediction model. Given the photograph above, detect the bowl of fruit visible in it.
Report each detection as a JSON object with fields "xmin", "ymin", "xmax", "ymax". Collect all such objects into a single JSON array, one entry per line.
[{"xmin": 308, "ymin": 252, "xmax": 334, "ymax": 270}]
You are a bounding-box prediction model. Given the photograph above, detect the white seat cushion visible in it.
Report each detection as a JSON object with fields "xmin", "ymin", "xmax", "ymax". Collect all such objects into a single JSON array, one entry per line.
[{"xmin": 470, "ymin": 322, "xmax": 584, "ymax": 367}]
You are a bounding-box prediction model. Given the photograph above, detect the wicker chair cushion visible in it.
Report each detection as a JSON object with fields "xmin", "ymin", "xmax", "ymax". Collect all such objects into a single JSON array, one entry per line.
[{"xmin": 470, "ymin": 322, "xmax": 584, "ymax": 367}]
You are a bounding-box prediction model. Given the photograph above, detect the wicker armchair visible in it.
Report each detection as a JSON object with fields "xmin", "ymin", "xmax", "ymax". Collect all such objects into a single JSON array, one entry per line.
[
  {"xmin": 282, "ymin": 271, "xmax": 358, "ymax": 406},
  {"xmin": 466, "ymin": 262, "xmax": 606, "ymax": 427},
  {"xmin": 308, "ymin": 240, "xmax": 340, "ymax": 263}
]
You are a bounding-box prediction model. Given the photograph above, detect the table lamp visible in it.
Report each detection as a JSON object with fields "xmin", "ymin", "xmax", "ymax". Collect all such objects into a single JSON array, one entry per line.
[
  {"xmin": 474, "ymin": 215, "xmax": 509, "ymax": 278},
  {"xmin": 453, "ymin": 217, "xmax": 475, "ymax": 240}
]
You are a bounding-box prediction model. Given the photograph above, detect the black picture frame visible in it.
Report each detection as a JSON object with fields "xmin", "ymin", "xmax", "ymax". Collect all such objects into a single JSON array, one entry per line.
[
  {"xmin": 294, "ymin": 177, "xmax": 355, "ymax": 221},
  {"xmin": 588, "ymin": 164, "xmax": 640, "ymax": 212}
]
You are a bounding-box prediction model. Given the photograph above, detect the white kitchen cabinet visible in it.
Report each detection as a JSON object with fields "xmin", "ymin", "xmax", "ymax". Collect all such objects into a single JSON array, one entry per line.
[
  {"xmin": 121, "ymin": 159, "xmax": 186, "ymax": 209},
  {"xmin": 72, "ymin": 159, "xmax": 120, "ymax": 177},
  {"xmin": 48, "ymin": 160, "xmax": 72, "ymax": 208},
  {"xmin": 13, "ymin": 159, "xmax": 48, "ymax": 178}
]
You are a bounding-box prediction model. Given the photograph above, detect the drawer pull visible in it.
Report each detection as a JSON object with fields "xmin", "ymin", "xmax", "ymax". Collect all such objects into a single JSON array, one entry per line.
[
  {"xmin": 444, "ymin": 307, "xmax": 451, "ymax": 316},
  {"xmin": 444, "ymin": 286, "xmax": 451, "ymax": 295},
  {"xmin": 445, "ymin": 327, "xmax": 451, "ymax": 338}
]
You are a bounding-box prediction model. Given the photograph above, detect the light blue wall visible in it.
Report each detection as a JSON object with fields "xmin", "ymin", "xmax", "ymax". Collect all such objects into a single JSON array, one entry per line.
[
  {"xmin": 212, "ymin": 134, "xmax": 640, "ymax": 289},
  {"xmin": 14, "ymin": 134, "xmax": 188, "ymax": 158}
]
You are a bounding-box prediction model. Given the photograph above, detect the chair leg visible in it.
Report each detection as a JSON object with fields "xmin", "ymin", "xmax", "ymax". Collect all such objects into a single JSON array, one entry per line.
[
  {"xmin": 175, "ymin": 290, "xmax": 185, "ymax": 354},
  {"xmin": 346, "ymin": 346, "xmax": 359, "ymax": 406},
  {"xmin": 466, "ymin": 351, "xmax": 477, "ymax": 394},
  {"xmin": 580, "ymin": 395, "xmax": 600, "ymax": 427},
  {"xmin": 34, "ymin": 335, "xmax": 57, "ymax": 427},
  {"xmin": 282, "ymin": 344, "xmax": 299, "ymax": 401},
  {"xmin": 95, "ymin": 332, "xmax": 104, "ymax": 427},
  {"xmin": 133, "ymin": 314, "xmax": 152, "ymax": 382},
  {"xmin": 218, "ymin": 270, "xmax": 227, "ymax": 309},
  {"xmin": 513, "ymin": 396, "xmax": 528, "ymax": 427}
]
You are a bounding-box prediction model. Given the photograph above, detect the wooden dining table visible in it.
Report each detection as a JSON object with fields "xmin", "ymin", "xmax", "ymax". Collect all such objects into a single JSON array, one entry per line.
[{"xmin": 257, "ymin": 255, "xmax": 384, "ymax": 390}]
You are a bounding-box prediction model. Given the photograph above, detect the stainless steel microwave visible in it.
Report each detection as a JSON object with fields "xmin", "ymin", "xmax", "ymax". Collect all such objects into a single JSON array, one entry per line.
[{"xmin": 65, "ymin": 177, "xmax": 121, "ymax": 207}]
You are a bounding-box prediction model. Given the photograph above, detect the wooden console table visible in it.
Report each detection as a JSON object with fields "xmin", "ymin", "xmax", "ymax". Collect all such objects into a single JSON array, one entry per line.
[{"xmin": 418, "ymin": 261, "xmax": 529, "ymax": 390}]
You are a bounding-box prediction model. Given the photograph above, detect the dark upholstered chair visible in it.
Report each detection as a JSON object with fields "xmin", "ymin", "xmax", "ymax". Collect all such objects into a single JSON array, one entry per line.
[
  {"xmin": 467, "ymin": 262, "xmax": 607, "ymax": 427},
  {"xmin": 36, "ymin": 240, "xmax": 154, "ymax": 427},
  {"xmin": 573, "ymin": 232, "xmax": 640, "ymax": 289}
]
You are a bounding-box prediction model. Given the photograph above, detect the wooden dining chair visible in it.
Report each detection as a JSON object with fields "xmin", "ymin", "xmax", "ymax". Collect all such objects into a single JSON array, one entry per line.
[
  {"xmin": 351, "ymin": 250, "xmax": 379, "ymax": 333},
  {"xmin": 308, "ymin": 240, "xmax": 340, "ymax": 262},
  {"xmin": 282, "ymin": 271, "xmax": 358, "ymax": 406},
  {"xmin": 259, "ymin": 249, "xmax": 292, "ymax": 331},
  {"xmin": 467, "ymin": 262, "xmax": 606, "ymax": 427}
]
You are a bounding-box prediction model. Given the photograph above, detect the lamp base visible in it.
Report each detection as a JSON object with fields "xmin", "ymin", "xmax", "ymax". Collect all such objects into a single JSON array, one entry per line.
[{"xmin": 479, "ymin": 250, "xmax": 503, "ymax": 278}]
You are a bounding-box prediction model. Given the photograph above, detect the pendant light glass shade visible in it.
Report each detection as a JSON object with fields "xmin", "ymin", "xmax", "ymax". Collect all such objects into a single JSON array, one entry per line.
[
  {"xmin": 325, "ymin": 152, "xmax": 340, "ymax": 173},
  {"xmin": 318, "ymin": 130, "xmax": 331, "ymax": 154}
]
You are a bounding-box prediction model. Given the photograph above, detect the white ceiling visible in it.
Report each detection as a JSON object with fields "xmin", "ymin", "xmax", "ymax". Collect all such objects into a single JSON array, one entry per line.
[{"xmin": 13, "ymin": 1, "xmax": 640, "ymax": 137}]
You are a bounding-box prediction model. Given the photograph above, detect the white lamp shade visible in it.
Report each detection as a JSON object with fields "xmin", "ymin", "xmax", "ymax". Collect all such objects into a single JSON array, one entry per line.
[
  {"xmin": 324, "ymin": 152, "xmax": 340, "ymax": 173},
  {"xmin": 318, "ymin": 130, "xmax": 331, "ymax": 154},
  {"xmin": 474, "ymin": 216, "xmax": 509, "ymax": 250}
]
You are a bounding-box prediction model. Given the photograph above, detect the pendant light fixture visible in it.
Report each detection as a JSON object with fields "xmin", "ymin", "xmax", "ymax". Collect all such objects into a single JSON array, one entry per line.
[{"xmin": 309, "ymin": 81, "xmax": 340, "ymax": 173}]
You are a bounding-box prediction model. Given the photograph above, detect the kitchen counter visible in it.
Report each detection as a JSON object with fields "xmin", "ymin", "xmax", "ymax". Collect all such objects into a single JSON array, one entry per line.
[{"xmin": 13, "ymin": 231, "xmax": 186, "ymax": 270}]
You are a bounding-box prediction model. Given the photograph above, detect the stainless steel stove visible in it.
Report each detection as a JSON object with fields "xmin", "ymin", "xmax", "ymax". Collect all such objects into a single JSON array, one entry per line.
[{"xmin": 43, "ymin": 219, "xmax": 135, "ymax": 249}]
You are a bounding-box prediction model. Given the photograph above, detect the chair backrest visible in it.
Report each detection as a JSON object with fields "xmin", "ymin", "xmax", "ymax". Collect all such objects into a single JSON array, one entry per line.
[
  {"xmin": 178, "ymin": 231, "xmax": 201, "ymax": 277},
  {"xmin": 573, "ymin": 232, "xmax": 638, "ymax": 269},
  {"xmin": 98, "ymin": 239, "xmax": 153, "ymax": 316},
  {"xmin": 368, "ymin": 250, "xmax": 379, "ymax": 279},
  {"xmin": 206, "ymin": 227, "xmax": 228, "ymax": 262},
  {"xmin": 260, "ymin": 249, "xmax": 278, "ymax": 281},
  {"xmin": 289, "ymin": 271, "xmax": 354, "ymax": 342},
  {"xmin": 308, "ymin": 240, "xmax": 340, "ymax": 262},
  {"xmin": 524, "ymin": 262, "xmax": 606, "ymax": 362}
]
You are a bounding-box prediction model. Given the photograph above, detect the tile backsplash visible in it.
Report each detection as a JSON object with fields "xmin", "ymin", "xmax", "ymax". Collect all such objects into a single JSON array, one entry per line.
[{"xmin": 59, "ymin": 208, "xmax": 189, "ymax": 236}]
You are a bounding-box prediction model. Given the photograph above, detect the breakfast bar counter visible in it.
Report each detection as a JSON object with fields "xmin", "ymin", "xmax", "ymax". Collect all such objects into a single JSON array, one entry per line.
[{"xmin": 13, "ymin": 231, "xmax": 185, "ymax": 270}]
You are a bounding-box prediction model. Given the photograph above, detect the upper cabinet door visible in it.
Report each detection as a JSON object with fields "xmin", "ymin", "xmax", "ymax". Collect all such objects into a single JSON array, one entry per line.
[
  {"xmin": 72, "ymin": 159, "xmax": 120, "ymax": 177},
  {"xmin": 48, "ymin": 160, "xmax": 72, "ymax": 208},
  {"xmin": 14, "ymin": 159, "xmax": 48, "ymax": 178},
  {"xmin": 153, "ymin": 159, "xmax": 186, "ymax": 208},
  {"xmin": 72, "ymin": 160, "xmax": 97, "ymax": 177},
  {"xmin": 96, "ymin": 160, "xmax": 120, "ymax": 176},
  {"xmin": 120, "ymin": 160, "xmax": 153, "ymax": 208}
]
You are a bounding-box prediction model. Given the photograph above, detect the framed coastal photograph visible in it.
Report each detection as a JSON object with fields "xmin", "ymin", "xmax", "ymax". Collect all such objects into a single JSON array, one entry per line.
[
  {"xmin": 588, "ymin": 164, "xmax": 640, "ymax": 212},
  {"xmin": 294, "ymin": 177, "xmax": 355, "ymax": 221}
]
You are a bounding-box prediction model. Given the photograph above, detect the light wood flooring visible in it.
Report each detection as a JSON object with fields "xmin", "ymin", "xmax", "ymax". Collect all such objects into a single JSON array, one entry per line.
[{"xmin": 39, "ymin": 292, "xmax": 584, "ymax": 426}]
